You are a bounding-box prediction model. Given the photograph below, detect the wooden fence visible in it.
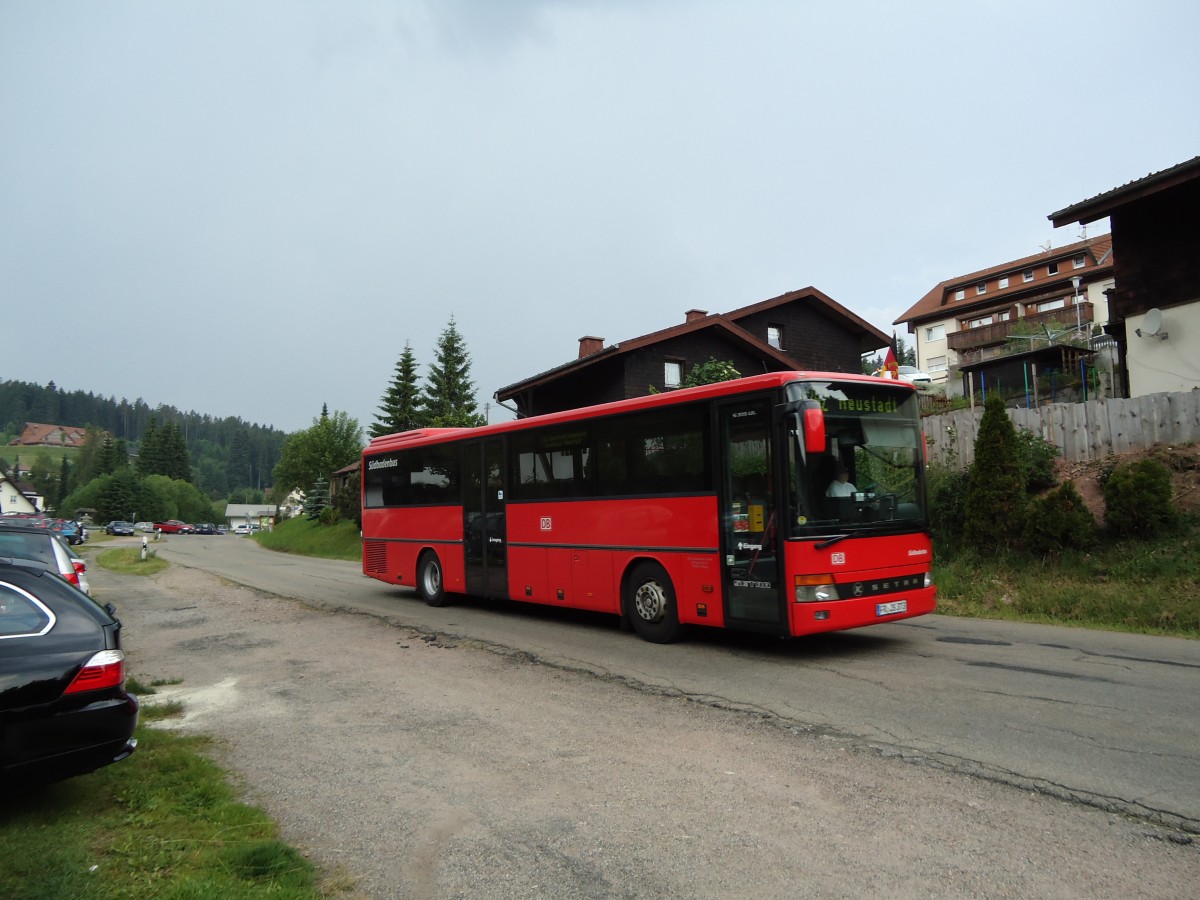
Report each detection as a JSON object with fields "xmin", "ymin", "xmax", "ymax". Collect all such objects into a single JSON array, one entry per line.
[{"xmin": 923, "ymin": 391, "xmax": 1200, "ymax": 470}]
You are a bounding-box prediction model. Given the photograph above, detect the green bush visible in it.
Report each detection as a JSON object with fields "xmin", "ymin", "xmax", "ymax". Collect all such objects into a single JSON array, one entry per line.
[
  {"xmin": 1024, "ymin": 482, "xmax": 1097, "ymax": 555},
  {"xmin": 927, "ymin": 465, "xmax": 970, "ymax": 557},
  {"xmin": 1015, "ymin": 428, "xmax": 1060, "ymax": 492},
  {"xmin": 1104, "ymin": 458, "xmax": 1176, "ymax": 537}
]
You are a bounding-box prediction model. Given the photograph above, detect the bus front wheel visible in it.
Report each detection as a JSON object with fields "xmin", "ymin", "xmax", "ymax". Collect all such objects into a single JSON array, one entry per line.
[
  {"xmin": 418, "ymin": 551, "xmax": 448, "ymax": 607},
  {"xmin": 625, "ymin": 562, "xmax": 681, "ymax": 644}
]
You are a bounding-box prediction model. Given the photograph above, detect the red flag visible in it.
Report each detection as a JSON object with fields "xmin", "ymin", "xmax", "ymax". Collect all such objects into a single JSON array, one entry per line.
[{"xmin": 882, "ymin": 334, "xmax": 899, "ymax": 379}]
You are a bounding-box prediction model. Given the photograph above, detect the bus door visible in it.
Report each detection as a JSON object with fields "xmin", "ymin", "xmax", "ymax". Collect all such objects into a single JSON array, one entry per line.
[
  {"xmin": 464, "ymin": 438, "xmax": 508, "ymax": 598},
  {"xmin": 718, "ymin": 399, "xmax": 784, "ymax": 628}
]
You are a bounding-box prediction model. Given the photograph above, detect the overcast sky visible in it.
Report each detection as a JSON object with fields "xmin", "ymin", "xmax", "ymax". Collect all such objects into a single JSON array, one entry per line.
[{"xmin": 3, "ymin": 1, "xmax": 1197, "ymax": 434}]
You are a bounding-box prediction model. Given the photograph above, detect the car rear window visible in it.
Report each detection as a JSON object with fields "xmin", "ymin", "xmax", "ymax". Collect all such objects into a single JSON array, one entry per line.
[
  {"xmin": 0, "ymin": 532, "xmax": 53, "ymax": 565},
  {"xmin": 0, "ymin": 582, "xmax": 54, "ymax": 637}
]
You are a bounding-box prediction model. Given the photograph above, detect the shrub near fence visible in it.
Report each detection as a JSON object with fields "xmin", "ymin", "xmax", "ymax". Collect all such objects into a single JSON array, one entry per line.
[{"xmin": 924, "ymin": 391, "xmax": 1200, "ymax": 470}]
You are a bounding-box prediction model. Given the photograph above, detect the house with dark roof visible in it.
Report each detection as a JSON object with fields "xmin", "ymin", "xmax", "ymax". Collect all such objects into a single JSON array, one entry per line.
[
  {"xmin": 495, "ymin": 287, "xmax": 890, "ymax": 418},
  {"xmin": 894, "ymin": 235, "xmax": 1115, "ymax": 395},
  {"xmin": 1049, "ymin": 155, "xmax": 1200, "ymax": 398}
]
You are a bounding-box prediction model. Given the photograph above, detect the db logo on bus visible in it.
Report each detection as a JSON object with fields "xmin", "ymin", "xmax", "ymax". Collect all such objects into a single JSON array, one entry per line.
[
  {"xmin": 540, "ymin": 517, "xmax": 553, "ymax": 531},
  {"xmin": 830, "ymin": 552, "xmax": 846, "ymax": 566}
]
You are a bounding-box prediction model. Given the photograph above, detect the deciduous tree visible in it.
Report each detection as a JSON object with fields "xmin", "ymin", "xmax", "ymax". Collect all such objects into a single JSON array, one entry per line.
[{"xmin": 272, "ymin": 407, "xmax": 364, "ymax": 495}]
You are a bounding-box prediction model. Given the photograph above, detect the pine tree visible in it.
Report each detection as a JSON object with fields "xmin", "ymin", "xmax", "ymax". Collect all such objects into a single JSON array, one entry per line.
[
  {"xmin": 371, "ymin": 342, "xmax": 425, "ymax": 437},
  {"xmin": 963, "ymin": 392, "xmax": 1027, "ymax": 551},
  {"xmin": 304, "ymin": 478, "xmax": 331, "ymax": 520},
  {"xmin": 137, "ymin": 416, "xmax": 162, "ymax": 477},
  {"xmin": 422, "ymin": 316, "xmax": 485, "ymax": 428},
  {"xmin": 160, "ymin": 421, "xmax": 192, "ymax": 482}
]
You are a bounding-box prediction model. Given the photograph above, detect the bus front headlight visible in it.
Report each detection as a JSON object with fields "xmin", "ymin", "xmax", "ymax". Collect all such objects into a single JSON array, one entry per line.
[{"xmin": 795, "ymin": 575, "xmax": 837, "ymax": 603}]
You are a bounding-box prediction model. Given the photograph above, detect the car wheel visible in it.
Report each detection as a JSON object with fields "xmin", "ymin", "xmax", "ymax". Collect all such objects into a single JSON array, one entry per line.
[
  {"xmin": 418, "ymin": 551, "xmax": 448, "ymax": 607},
  {"xmin": 625, "ymin": 561, "xmax": 682, "ymax": 643}
]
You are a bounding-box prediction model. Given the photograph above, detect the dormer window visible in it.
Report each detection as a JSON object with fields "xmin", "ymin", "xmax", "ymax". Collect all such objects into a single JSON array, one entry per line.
[
  {"xmin": 1047, "ymin": 262, "xmax": 1060, "ymax": 275},
  {"xmin": 998, "ymin": 276, "xmax": 1009, "ymax": 289},
  {"xmin": 955, "ymin": 289, "xmax": 966, "ymax": 301},
  {"xmin": 976, "ymin": 282, "xmax": 987, "ymax": 295},
  {"xmin": 767, "ymin": 324, "xmax": 783, "ymax": 350},
  {"xmin": 1023, "ymin": 269, "xmax": 1034, "ymax": 282},
  {"xmin": 1073, "ymin": 255, "xmax": 1086, "ymax": 269}
]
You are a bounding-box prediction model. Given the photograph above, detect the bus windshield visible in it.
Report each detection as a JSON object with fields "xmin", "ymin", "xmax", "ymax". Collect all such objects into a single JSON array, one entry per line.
[{"xmin": 786, "ymin": 380, "xmax": 928, "ymax": 537}]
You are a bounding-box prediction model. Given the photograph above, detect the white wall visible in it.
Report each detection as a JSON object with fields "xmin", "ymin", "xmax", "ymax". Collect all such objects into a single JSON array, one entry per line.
[{"xmin": 1126, "ymin": 301, "xmax": 1200, "ymax": 396}]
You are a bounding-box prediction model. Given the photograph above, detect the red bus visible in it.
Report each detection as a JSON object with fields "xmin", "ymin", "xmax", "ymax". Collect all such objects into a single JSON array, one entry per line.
[{"xmin": 361, "ymin": 371, "xmax": 935, "ymax": 642}]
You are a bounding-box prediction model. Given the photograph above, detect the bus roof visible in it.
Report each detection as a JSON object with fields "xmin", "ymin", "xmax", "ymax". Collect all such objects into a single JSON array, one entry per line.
[{"xmin": 364, "ymin": 371, "xmax": 915, "ymax": 454}]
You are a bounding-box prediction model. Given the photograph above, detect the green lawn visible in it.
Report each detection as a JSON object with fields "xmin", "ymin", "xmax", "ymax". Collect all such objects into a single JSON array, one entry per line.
[
  {"xmin": 0, "ymin": 724, "xmax": 334, "ymax": 899},
  {"xmin": 933, "ymin": 524, "xmax": 1200, "ymax": 636},
  {"xmin": 253, "ymin": 515, "xmax": 362, "ymax": 561}
]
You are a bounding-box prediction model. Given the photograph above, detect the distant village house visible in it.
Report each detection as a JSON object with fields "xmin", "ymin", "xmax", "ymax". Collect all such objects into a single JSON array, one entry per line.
[{"xmin": 10, "ymin": 422, "xmax": 88, "ymax": 448}]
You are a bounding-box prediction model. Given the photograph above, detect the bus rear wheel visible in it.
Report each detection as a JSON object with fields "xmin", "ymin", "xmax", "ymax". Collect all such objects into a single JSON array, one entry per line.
[
  {"xmin": 626, "ymin": 562, "xmax": 681, "ymax": 644},
  {"xmin": 418, "ymin": 551, "xmax": 448, "ymax": 607}
]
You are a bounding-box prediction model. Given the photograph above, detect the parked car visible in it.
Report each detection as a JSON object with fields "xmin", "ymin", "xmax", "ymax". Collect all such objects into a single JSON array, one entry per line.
[
  {"xmin": 0, "ymin": 523, "xmax": 92, "ymax": 594},
  {"xmin": 51, "ymin": 519, "xmax": 88, "ymax": 546},
  {"xmin": 0, "ymin": 560, "xmax": 139, "ymax": 784},
  {"xmin": 897, "ymin": 365, "xmax": 933, "ymax": 384},
  {"xmin": 233, "ymin": 524, "xmax": 252, "ymax": 535},
  {"xmin": 152, "ymin": 520, "xmax": 193, "ymax": 534},
  {"xmin": 105, "ymin": 521, "xmax": 135, "ymax": 536},
  {"xmin": 134, "ymin": 522, "xmax": 155, "ymax": 533},
  {"xmin": 193, "ymin": 523, "xmax": 221, "ymax": 535}
]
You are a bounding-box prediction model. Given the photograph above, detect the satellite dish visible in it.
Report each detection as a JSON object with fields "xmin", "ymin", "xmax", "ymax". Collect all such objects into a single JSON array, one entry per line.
[{"xmin": 1143, "ymin": 308, "xmax": 1164, "ymax": 336}]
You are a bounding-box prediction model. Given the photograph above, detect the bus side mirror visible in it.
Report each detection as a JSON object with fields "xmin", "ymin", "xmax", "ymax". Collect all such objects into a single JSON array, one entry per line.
[{"xmin": 802, "ymin": 405, "xmax": 826, "ymax": 455}]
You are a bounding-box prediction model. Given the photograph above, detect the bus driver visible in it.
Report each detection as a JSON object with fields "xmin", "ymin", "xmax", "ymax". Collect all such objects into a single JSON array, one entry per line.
[{"xmin": 826, "ymin": 464, "xmax": 857, "ymax": 498}]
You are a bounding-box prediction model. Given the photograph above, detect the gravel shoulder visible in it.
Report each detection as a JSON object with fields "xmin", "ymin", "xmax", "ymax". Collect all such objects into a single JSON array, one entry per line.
[{"xmin": 102, "ymin": 561, "xmax": 1199, "ymax": 899}]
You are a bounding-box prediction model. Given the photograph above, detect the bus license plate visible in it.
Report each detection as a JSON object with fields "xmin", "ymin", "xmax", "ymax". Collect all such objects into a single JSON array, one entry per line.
[{"xmin": 876, "ymin": 599, "xmax": 907, "ymax": 617}]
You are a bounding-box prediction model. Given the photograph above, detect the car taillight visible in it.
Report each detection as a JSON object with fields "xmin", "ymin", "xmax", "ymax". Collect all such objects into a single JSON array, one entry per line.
[
  {"xmin": 65, "ymin": 650, "xmax": 125, "ymax": 694},
  {"xmin": 65, "ymin": 570, "xmax": 81, "ymax": 587},
  {"xmin": 74, "ymin": 560, "xmax": 86, "ymax": 573}
]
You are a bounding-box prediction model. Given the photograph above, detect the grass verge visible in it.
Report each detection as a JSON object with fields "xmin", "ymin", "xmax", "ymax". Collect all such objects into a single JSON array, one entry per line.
[
  {"xmin": 934, "ymin": 524, "xmax": 1200, "ymax": 636},
  {"xmin": 0, "ymin": 726, "xmax": 325, "ymax": 899},
  {"xmin": 254, "ymin": 516, "xmax": 361, "ymax": 562},
  {"xmin": 95, "ymin": 546, "xmax": 169, "ymax": 576}
]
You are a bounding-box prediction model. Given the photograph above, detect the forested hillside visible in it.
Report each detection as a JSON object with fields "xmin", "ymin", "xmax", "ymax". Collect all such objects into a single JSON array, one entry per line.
[{"xmin": 0, "ymin": 378, "xmax": 288, "ymax": 495}]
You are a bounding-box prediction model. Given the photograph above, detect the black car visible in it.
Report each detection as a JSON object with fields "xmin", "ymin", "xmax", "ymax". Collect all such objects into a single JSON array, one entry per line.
[
  {"xmin": 193, "ymin": 523, "xmax": 220, "ymax": 535},
  {"xmin": 105, "ymin": 521, "xmax": 135, "ymax": 536},
  {"xmin": 0, "ymin": 561, "xmax": 138, "ymax": 783}
]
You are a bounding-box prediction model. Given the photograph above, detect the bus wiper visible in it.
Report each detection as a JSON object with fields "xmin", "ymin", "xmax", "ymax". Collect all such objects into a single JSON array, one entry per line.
[
  {"xmin": 816, "ymin": 530, "xmax": 870, "ymax": 549},
  {"xmin": 815, "ymin": 523, "xmax": 928, "ymax": 550}
]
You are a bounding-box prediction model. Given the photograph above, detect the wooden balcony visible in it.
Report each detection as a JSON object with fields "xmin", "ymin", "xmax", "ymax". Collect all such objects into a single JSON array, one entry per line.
[{"xmin": 947, "ymin": 303, "xmax": 1093, "ymax": 352}]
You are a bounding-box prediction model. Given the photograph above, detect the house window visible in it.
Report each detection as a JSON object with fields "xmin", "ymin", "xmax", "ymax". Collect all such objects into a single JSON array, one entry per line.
[
  {"xmin": 999, "ymin": 311, "xmax": 1011, "ymax": 321},
  {"xmin": 927, "ymin": 356, "xmax": 947, "ymax": 373},
  {"xmin": 767, "ymin": 324, "xmax": 783, "ymax": 350},
  {"xmin": 1073, "ymin": 255, "xmax": 1086, "ymax": 269},
  {"xmin": 1047, "ymin": 262, "xmax": 1060, "ymax": 275},
  {"xmin": 968, "ymin": 315, "xmax": 993, "ymax": 328},
  {"xmin": 1023, "ymin": 269, "xmax": 1034, "ymax": 282},
  {"xmin": 664, "ymin": 360, "xmax": 683, "ymax": 388},
  {"xmin": 976, "ymin": 282, "xmax": 987, "ymax": 295},
  {"xmin": 998, "ymin": 276, "xmax": 1009, "ymax": 289},
  {"xmin": 1037, "ymin": 298, "xmax": 1066, "ymax": 312},
  {"xmin": 954, "ymin": 289, "xmax": 965, "ymax": 301},
  {"xmin": 924, "ymin": 324, "xmax": 945, "ymax": 342}
]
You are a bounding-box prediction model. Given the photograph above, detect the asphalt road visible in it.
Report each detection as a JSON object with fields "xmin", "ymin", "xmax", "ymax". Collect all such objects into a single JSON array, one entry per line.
[{"xmin": 147, "ymin": 533, "xmax": 1200, "ymax": 833}]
